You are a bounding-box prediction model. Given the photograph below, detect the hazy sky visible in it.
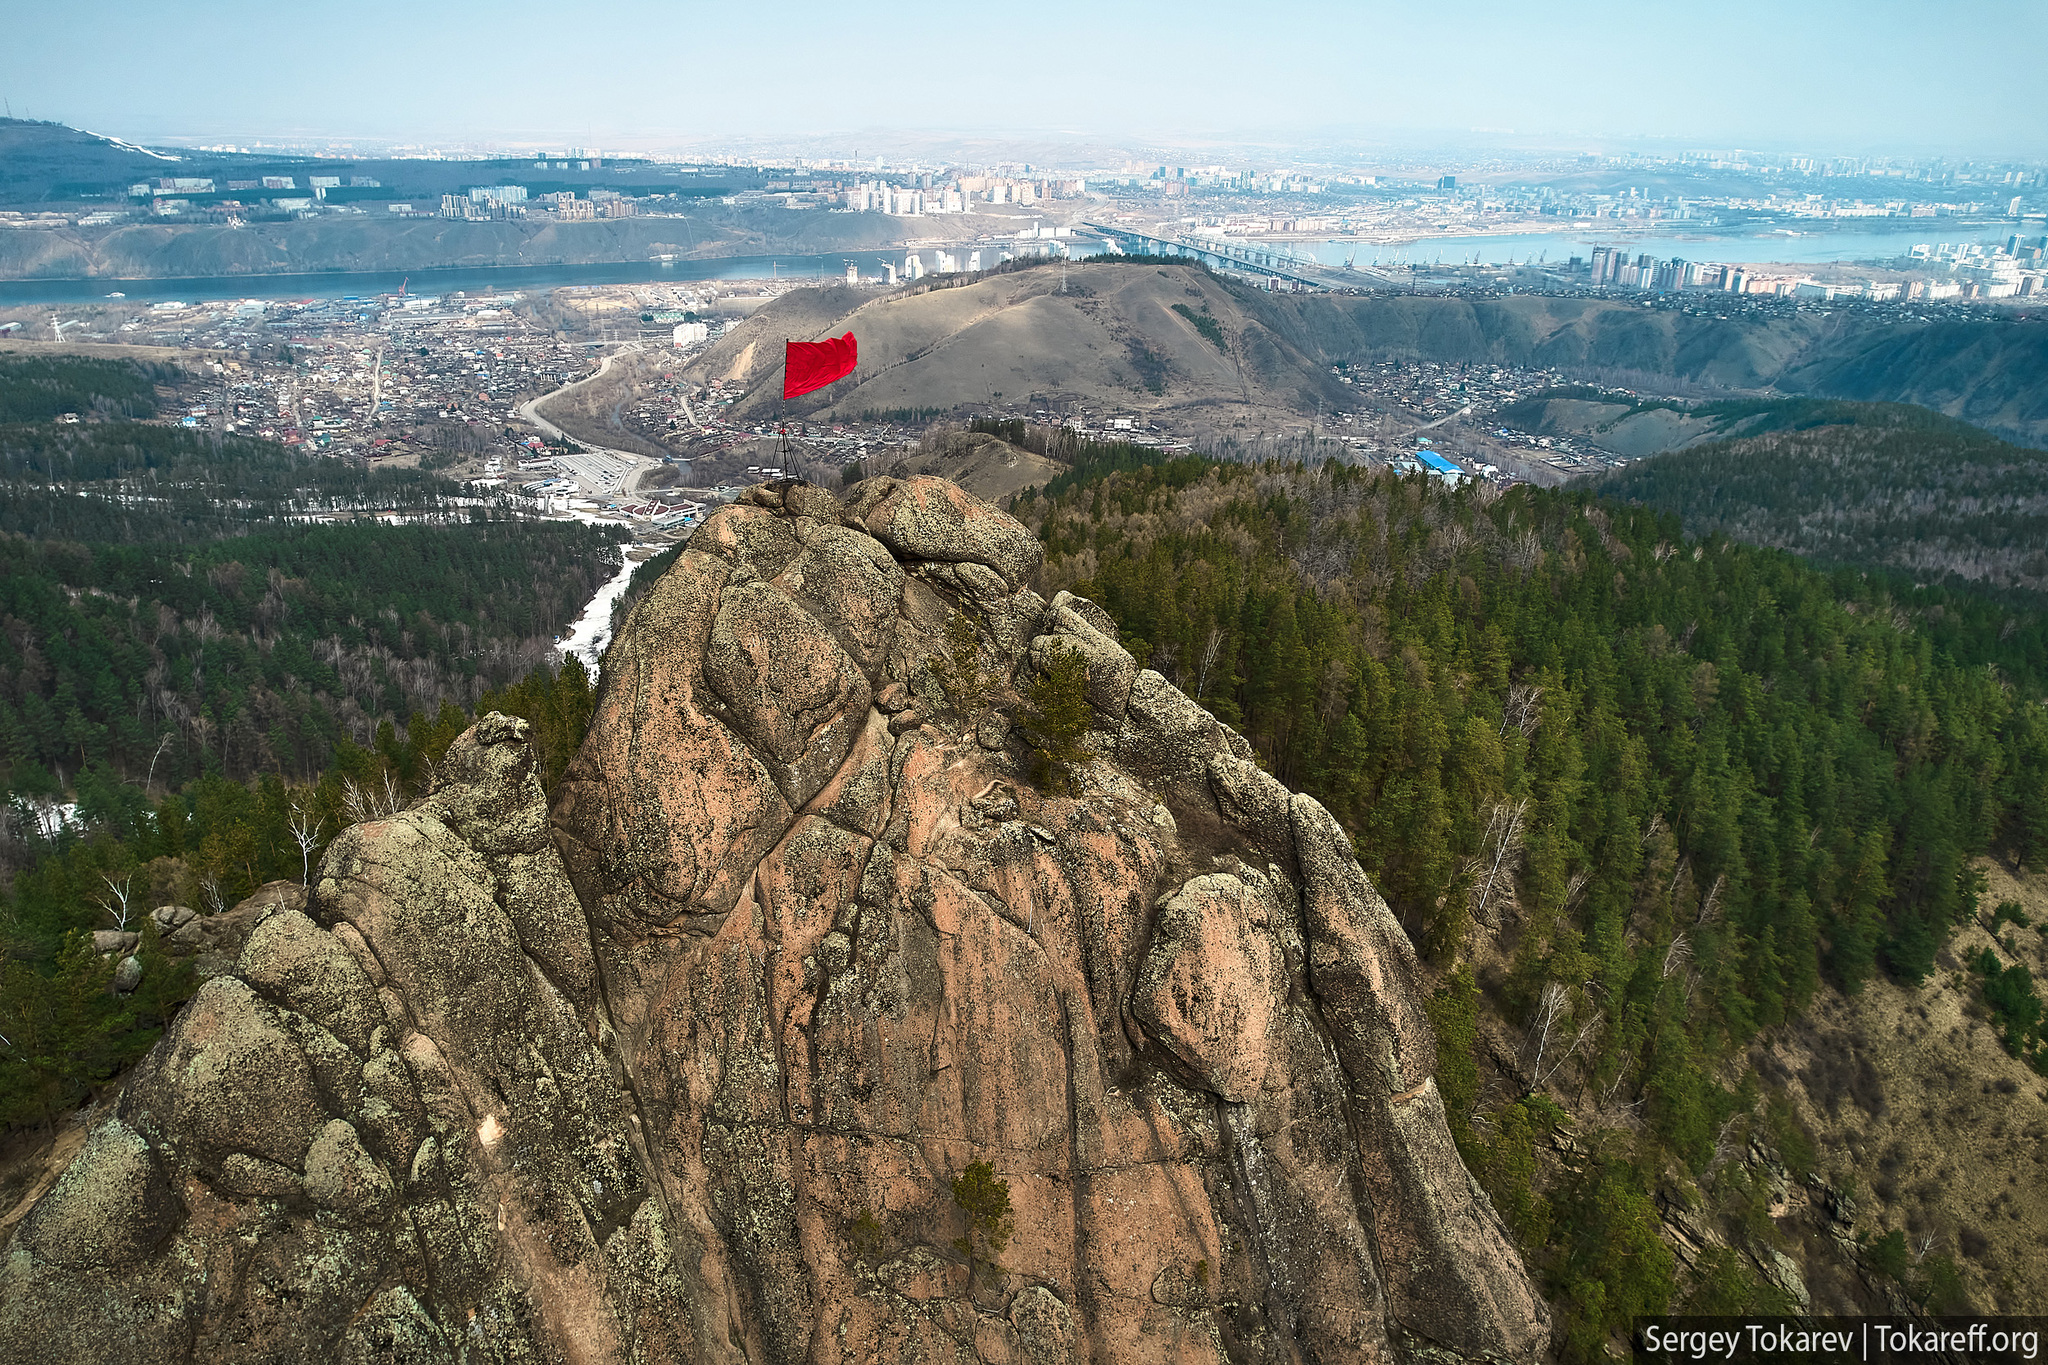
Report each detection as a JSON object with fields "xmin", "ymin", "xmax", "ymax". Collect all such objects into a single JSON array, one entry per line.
[{"xmin": 3, "ymin": 0, "xmax": 2039, "ymax": 157}]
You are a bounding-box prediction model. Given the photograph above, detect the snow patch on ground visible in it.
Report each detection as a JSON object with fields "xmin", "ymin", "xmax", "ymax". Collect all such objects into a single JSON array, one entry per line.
[
  {"xmin": 84, "ymin": 131, "xmax": 181, "ymax": 161},
  {"xmin": 557, "ymin": 546, "xmax": 661, "ymax": 679}
]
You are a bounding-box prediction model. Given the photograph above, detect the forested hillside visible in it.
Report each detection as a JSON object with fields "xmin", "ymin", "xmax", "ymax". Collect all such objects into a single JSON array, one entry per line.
[
  {"xmin": 0, "ymin": 379, "xmax": 619, "ymax": 1130},
  {"xmin": 0, "ymin": 420, "xmax": 473, "ymax": 540},
  {"xmin": 0, "ymin": 413, "xmax": 624, "ymax": 801},
  {"xmin": 0, "ymin": 355, "xmax": 166, "ymax": 424},
  {"xmin": 0, "ymin": 516, "xmax": 618, "ymax": 790},
  {"xmin": 1591, "ymin": 407, "xmax": 2048, "ymax": 595},
  {"xmin": 1013, "ymin": 449, "xmax": 2048, "ymax": 1354}
]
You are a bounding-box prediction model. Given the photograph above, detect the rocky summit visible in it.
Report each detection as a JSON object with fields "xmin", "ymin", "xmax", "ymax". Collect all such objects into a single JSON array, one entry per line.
[{"xmin": 0, "ymin": 476, "xmax": 1548, "ymax": 1364}]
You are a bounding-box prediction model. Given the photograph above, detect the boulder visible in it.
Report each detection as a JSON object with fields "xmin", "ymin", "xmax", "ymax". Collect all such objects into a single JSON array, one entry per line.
[
  {"xmin": 174, "ymin": 881, "xmax": 299, "ymax": 978},
  {"xmin": 843, "ymin": 474, "xmax": 1045, "ymax": 590},
  {"xmin": 13, "ymin": 1119, "xmax": 176, "ymax": 1269},
  {"xmin": 1, "ymin": 478, "xmax": 1548, "ymax": 1365},
  {"xmin": 1114, "ymin": 669, "xmax": 1229, "ymax": 798},
  {"xmin": 1030, "ymin": 590, "xmax": 1138, "ymax": 721},
  {"xmin": 149, "ymin": 905, "xmax": 196, "ymax": 931},
  {"xmin": 1132, "ymin": 873, "xmax": 1289, "ymax": 1101}
]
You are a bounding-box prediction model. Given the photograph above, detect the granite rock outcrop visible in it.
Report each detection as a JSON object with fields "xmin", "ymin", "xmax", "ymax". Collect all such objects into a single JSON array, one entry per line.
[{"xmin": 0, "ymin": 475, "xmax": 1550, "ymax": 1363}]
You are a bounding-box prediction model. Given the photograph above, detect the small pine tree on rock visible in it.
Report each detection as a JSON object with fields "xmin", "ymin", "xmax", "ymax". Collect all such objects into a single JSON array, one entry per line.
[
  {"xmin": 951, "ymin": 1160, "xmax": 1015, "ymax": 1283},
  {"xmin": 929, "ymin": 611, "xmax": 988, "ymax": 714},
  {"xmin": 1019, "ymin": 643, "xmax": 1091, "ymax": 793}
]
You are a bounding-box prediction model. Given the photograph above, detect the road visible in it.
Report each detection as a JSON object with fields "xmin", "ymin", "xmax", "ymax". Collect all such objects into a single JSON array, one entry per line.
[
  {"xmin": 516, "ymin": 341, "xmax": 663, "ymax": 497},
  {"xmin": 1412, "ymin": 404, "xmax": 1474, "ymax": 433}
]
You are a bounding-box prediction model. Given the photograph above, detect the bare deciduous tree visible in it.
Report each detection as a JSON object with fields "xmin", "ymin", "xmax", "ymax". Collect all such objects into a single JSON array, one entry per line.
[
  {"xmin": 95, "ymin": 872, "xmax": 138, "ymax": 932},
  {"xmin": 341, "ymin": 770, "xmax": 405, "ymax": 825},
  {"xmin": 1471, "ymin": 798, "xmax": 1530, "ymax": 927},
  {"xmin": 1525, "ymin": 981, "xmax": 1604, "ymax": 1095},
  {"xmin": 142, "ymin": 732, "xmax": 174, "ymax": 794},
  {"xmin": 1696, "ymin": 873, "xmax": 1727, "ymax": 927},
  {"xmin": 286, "ymin": 790, "xmax": 326, "ymax": 887},
  {"xmin": 1498, "ymin": 682, "xmax": 1544, "ymax": 739},
  {"xmin": 1661, "ymin": 931, "xmax": 1693, "ymax": 980},
  {"xmin": 1192, "ymin": 625, "xmax": 1225, "ymax": 701}
]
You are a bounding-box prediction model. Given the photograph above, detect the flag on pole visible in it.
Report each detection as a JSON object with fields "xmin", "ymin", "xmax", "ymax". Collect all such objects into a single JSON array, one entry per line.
[{"xmin": 784, "ymin": 333, "xmax": 858, "ymax": 399}]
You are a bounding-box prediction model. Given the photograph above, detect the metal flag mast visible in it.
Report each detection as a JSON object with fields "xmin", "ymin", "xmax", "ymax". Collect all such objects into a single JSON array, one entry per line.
[{"xmin": 778, "ymin": 335, "xmax": 792, "ymax": 456}]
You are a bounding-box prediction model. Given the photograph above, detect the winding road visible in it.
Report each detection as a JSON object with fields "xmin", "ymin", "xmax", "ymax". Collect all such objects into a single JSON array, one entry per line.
[{"xmin": 516, "ymin": 341, "xmax": 663, "ymax": 496}]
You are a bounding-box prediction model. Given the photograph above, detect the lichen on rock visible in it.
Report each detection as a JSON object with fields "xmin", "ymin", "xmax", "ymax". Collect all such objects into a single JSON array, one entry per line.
[{"xmin": 0, "ymin": 475, "xmax": 1549, "ymax": 1365}]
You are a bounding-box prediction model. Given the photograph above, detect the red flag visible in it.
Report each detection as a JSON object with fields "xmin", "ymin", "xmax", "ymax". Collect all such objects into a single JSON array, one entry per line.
[{"xmin": 783, "ymin": 333, "xmax": 857, "ymax": 399}]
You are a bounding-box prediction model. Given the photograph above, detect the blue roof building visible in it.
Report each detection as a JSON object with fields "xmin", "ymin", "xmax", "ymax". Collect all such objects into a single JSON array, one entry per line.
[{"xmin": 1415, "ymin": 450, "xmax": 1464, "ymax": 485}]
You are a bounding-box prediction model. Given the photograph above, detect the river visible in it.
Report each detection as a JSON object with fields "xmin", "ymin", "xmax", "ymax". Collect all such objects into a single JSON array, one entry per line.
[
  {"xmin": 0, "ymin": 251, "xmax": 917, "ymax": 306},
  {"xmin": 557, "ymin": 545, "xmax": 665, "ymax": 679},
  {"xmin": 6, "ymin": 223, "xmax": 1999, "ymax": 307}
]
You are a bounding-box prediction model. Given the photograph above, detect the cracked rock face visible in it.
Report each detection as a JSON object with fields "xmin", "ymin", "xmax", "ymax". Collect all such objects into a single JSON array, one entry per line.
[{"xmin": 0, "ymin": 475, "xmax": 1549, "ymax": 1364}]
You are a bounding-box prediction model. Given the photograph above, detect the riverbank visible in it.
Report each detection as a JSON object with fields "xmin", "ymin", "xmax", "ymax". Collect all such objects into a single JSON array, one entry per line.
[
  {"xmin": 558, "ymin": 543, "xmax": 665, "ymax": 676},
  {"xmin": 0, "ymin": 251, "xmax": 919, "ymax": 306},
  {"xmin": 0, "ymin": 206, "xmax": 915, "ymax": 285}
]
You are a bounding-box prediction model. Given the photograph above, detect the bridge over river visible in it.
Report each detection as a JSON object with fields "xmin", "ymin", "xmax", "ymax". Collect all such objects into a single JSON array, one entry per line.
[{"xmin": 1081, "ymin": 222, "xmax": 1406, "ymax": 289}]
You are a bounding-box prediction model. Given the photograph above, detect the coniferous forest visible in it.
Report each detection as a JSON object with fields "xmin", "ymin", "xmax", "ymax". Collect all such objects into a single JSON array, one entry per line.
[
  {"xmin": 0, "ymin": 354, "xmax": 167, "ymax": 425},
  {"xmin": 1592, "ymin": 403, "xmax": 2048, "ymax": 595},
  {"xmin": 1012, "ymin": 443, "xmax": 2048, "ymax": 1355},
  {"xmin": 0, "ymin": 371, "xmax": 621, "ymax": 1130}
]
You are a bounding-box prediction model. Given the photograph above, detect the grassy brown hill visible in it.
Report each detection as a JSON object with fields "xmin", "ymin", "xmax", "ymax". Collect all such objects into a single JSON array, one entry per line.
[
  {"xmin": 872, "ymin": 426, "xmax": 1066, "ymax": 504},
  {"xmin": 1244, "ymin": 291, "xmax": 1831, "ymax": 392},
  {"xmin": 1492, "ymin": 395, "xmax": 1745, "ymax": 457},
  {"xmin": 1776, "ymin": 317, "xmax": 2048, "ymax": 446},
  {"xmin": 687, "ymin": 262, "xmax": 1349, "ymax": 439},
  {"xmin": 1757, "ymin": 858, "xmax": 2048, "ymax": 1317}
]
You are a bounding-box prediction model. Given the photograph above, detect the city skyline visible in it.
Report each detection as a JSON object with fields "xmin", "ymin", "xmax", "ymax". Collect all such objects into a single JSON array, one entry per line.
[{"xmin": 2, "ymin": 0, "xmax": 2042, "ymax": 158}]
